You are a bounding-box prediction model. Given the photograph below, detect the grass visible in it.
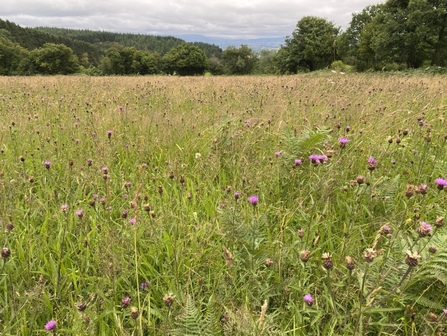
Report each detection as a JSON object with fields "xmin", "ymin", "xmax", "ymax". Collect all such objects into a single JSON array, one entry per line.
[{"xmin": 0, "ymin": 73, "xmax": 447, "ymax": 335}]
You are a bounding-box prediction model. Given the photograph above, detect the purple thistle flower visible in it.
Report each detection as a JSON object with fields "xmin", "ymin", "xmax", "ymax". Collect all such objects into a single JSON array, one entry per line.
[
  {"xmin": 100, "ymin": 197, "xmax": 106, "ymax": 204},
  {"xmin": 234, "ymin": 191, "xmax": 240, "ymax": 200},
  {"xmin": 107, "ymin": 130, "xmax": 113, "ymax": 138},
  {"xmin": 435, "ymin": 178, "xmax": 447, "ymax": 190},
  {"xmin": 93, "ymin": 193, "xmax": 98, "ymax": 200},
  {"xmin": 140, "ymin": 279, "xmax": 149, "ymax": 290},
  {"xmin": 309, "ymin": 154, "xmax": 328, "ymax": 164},
  {"xmin": 303, "ymin": 294, "xmax": 314, "ymax": 306},
  {"xmin": 102, "ymin": 167, "xmax": 108, "ymax": 174},
  {"xmin": 61, "ymin": 204, "xmax": 68, "ymax": 212},
  {"xmin": 129, "ymin": 218, "xmax": 136, "ymax": 225},
  {"xmin": 76, "ymin": 209, "xmax": 83, "ymax": 218},
  {"xmin": 44, "ymin": 161, "xmax": 51, "ymax": 169},
  {"xmin": 87, "ymin": 158, "xmax": 93, "ymax": 166},
  {"xmin": 367, "ymin": 157, "xmax": 377, "ymax": 165},
  {"xmin": 121, "ymin": 296, "xmax": 131, "ymax": 308},
  {"xmin": 345, "ymin": 125, "xmax": 351, "ymax": 132},
  {"xmin": 275, "ymin": 151, "xmax": 281, "ymax": 157},
  {"xmin": 248, "ymin": 195, "xmax": 259, "ymax": 206},
  {"xmin": 294, "ymin": 159, "xmax": 302, "ymax": 166},
  {"xmin": 44, "ymin": 320, "xmax": 57, "ymax": 332},
  {"xmin": 118, "ymin": 105, "xmax": 123, "ymax": 110},
  {"xmin": 339, "ymin": 137, "xmax": 349, "ymax": 148}
]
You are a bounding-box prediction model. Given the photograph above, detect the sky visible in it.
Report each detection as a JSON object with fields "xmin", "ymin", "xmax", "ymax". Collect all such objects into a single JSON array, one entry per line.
[{"xmin": 2, "ymin": 0, "xmax": 384, "ymax": 39}]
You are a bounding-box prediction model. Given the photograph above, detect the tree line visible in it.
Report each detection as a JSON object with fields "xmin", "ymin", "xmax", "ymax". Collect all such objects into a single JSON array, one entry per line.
[{"xmin": 0, "ymin": 0, "xmax": 446, "ymax": 76}]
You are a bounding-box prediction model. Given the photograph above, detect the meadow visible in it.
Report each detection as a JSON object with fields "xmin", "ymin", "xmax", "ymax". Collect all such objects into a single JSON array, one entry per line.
[{"xmin": 0, "ymin": 73, "xmax": 446, "ymax": 335}]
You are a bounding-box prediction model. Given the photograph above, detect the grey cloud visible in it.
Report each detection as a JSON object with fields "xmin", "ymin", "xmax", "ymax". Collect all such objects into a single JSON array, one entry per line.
[{"xmin": 3, "ymin": 0, "xmax": 385, "ymax": 38}]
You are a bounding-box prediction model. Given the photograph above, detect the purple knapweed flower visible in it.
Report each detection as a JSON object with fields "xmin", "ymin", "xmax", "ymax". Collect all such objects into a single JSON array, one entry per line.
[
  {"xmin": 234, "ymin": 191, "xmax": 240, "ymax": 200},
  {"xmin": 417, "ymin": 221, "xmax": 433, "ymax": 237},
  {"xmin": 345, "ymin": 125, "xmax": 351, "ymax": 132},
  {"xmin": 248, "ymin": 195, "xmax": 259, "ymax": 206},
  {"xmin": 93, "ymin": 193, "xmax": 98, "ymax": 200},
  {"xmin": 61, "ymin": 204, "xmax": 68, "ymax": 212},
  {"xmin": 443, "ymin": 308, "xmax": 447, "ymax": 317},
  {"xmin": 368, "ymin": 157, "xmax": 377, "ymax": 170},
  {"xmin": 435, "ymin": 178, "xmax": 447, "ymax": 190},
  {"xmin": 44, "ymin": 161, "xmax": 51, "ymax": 169},
  {"xmin": 303, "ymin": 294, "xmax": 314, "ymax": 306},
  {"xmin": 102, "ymin": 167, "xmax": 108, "ymax": 174},
  {"xmin": 294, "ymin": 159, "xmax": 302, "ymax": 166},
  {"xmin": 141, "ymin": 279, "xmax": 149, "ymax": 290},
  {"xmin": 309, "ymin": 154, "xmax": 328, "ymax": 164},
  {"xmin": 44, "ymin": 320, "xmax": 57, "ymax": 332},
  {"xmin": 339, "ymin": 137, "xmax": 349, "ymax": 148},
  {"xmin": 121, "ymin": 296, "xmax": 131, "ymax": 308},
  {"xmin": 100, "ymin": 197, "xmax": 106, "ymax": 204},
  {"xmin": 118, "ymin": 105, "xmax": 123, "ymax": 111},
  {"xmin": 76, "ymin": 209, "xmax": 83, "ymax": 218},
  {"xmin": 275, "ymin": 151, "xmax": 281, "ymax": 158},
  {"xmin": 91, "ymin": 132, "xmax": 96, "ymax": 137},
  {"xmin": 129, "ymin": 218, "xmax": 136, "ymax": 225},
  {"xmin": 125, "ymin": 182, "xmax": 132, "ymax": 188},
  {"xmin": 107, "ymin": 130, "xmax": 113, "ymax": 138},
  {"xmin": 244, "ymin": 119, "xmax": 250, "ymax": 127},
  {"xmin": 87, "ymin": 158, "xmax": 93, "ymax": 166}
]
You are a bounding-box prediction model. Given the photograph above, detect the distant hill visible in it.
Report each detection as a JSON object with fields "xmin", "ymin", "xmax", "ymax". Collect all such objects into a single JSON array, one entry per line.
[
  {"xmin": 177, "ymin": 34, "xmax": 285, "ymax": 52},
  {"xmin": 34, "ymin": 27, "xmax": 223, "ymax": 58}
]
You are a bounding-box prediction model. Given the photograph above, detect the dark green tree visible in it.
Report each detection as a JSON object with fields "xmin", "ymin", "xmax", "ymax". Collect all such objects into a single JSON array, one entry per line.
[
  {"xmin": 221, "ymin": 45, "xmax": 257, "ymax": 75},
  {"xmin": 161, "ymin": 43, "xmax": 208, "ymax": 76},
  {"xmin": 28, "ymin": 43, "xmax": 79, "ymax": 74},
  {"xmin": 276, "ymin": 16, "xmax": 339, "ymax": 73},
  {"xmin": 255, "ymin": 49, "xmax": 278, "ymax": 74},
  {"xmin": 0, "ymin": 35, "xmax": 29, "ymax": 75}
]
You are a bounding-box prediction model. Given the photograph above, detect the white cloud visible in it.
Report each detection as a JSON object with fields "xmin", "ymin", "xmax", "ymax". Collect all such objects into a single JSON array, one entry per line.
[{"xmin": 2, "ymin": 0, "xmax": 384, "ymax": 38}]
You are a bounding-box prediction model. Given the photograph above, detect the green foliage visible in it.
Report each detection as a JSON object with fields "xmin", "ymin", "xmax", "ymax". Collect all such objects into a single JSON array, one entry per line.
[
  {"xmin": 0, "ymin": 35, "xmax": 29, "ymax": 75},
  {"xmin": 100, "ymin": 44, "xmax": 159, "ymax": 75},
  {"xmin": 277, "ymin": 16, "xmax": 339, "ymax": 73},
  {"xmin": 174, "ymin": 296, "xmax": 221, "ymax": 335},
  {"xmin": 161, "ymin": 43, "xmax": 208, "ymax": 76},
  {"xmin": 222, "ymin": 45, "xmax": 258, "ymax": 75},
  {"xmin": 28, "ymin": 43, "xmax": 80, "ymax": 74}
]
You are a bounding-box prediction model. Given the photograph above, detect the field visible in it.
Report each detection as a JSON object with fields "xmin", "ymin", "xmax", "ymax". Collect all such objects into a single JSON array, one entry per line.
[{"xmin": 0, "ymin": 74, "xmax": 447, "ymax": 335}]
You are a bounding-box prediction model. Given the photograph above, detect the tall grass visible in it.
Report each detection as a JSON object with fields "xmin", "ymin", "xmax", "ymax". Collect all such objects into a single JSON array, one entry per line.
[{"xmin": 0, "ymin": 73, "xmax": 446, "ymax": 335}]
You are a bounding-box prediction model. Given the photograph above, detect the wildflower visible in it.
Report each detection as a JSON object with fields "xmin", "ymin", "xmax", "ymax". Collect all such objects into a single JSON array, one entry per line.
[
  {"xmin": 61, "ymin": 204, "xmax": 68, "ymax": 212},
  {"xmin": 129, "ymin": 218, "xmax": 136, "ymax": 225},
  {"xmin": 435, "ymin": 178, "xmax": 447, "ymax": 190},
  {"xmin": 416, "ymin": 184, "xmax": 428, "ymax": 194},
  {"xmin": 303, "ymin": 294, "xmax": 314, "ymax": 306},
  {"xmin": 380, "ymin": 225, "xmax": 392, "ymax": 235},
  {"xmin": 102, "ymin": 167, "xmax": 108, "ymax": 174},
  {"xmin": 248, "ymin": 195, "xmax": 259, "ymax": 206},
  {"xmin": 300, "ymin": 250, "xmax": 310, "ymax": 262},
  {"xmin": 234, "ymin": 191, "xmax": 240, "ymax": 200},
  {"xmin": 405, "ymin": 250, "xmax": 421, "ymax": 267},
  {"xmin": 244, "ymin": 119, "xmax": 250, "ymax": 127},
  {"xmin": 357, "ymin": 175, "xmax": 365, "ymax": 184},
  {"xmin": 76, "ymin": 209, "xmax": 83, "ymax": 218},
  {"xmin": 294, "ymin": 159, "xmax": 302, "ymax": 166},
  {"xmin": 367, "ymin": 157, "xmax": 377, "ymax": 171},
  {"xmin": 130, "ymin": 307, "xmax": 139, "ymax": 319},
  {"xmin": 297, "ymin": 229, "xmax": 304, "ymax": 238},
  {"xmin": 265, "ymin": 258, "xmax": 274, "ymax": 267},
  {"xmin": 1, "ymin": 247, "xmax": 11, "ymax": 259},
  {"xmin": 141, "ymin": 279, "xmax": 149, "ymax": 290},
  {"xmin": 77, "ymin": 302, "xmax": 87, "ymax": 312},
  {"xmin": 107, "ymin": 130, "xmax": 112, "ymax": 138},
  {"xmin": 345, "ymin": 256, "xmax": 355, "ymax": 270},
  {"xmin": 44, "ymin": 161, "xmax": 51, "ymax": 169},
  {"xmin": 363, "ymin": 248, "xmax": 377, "ymax": 263},
  {"xmin": 195, "ymin": 153, "xmax": 201, "ymax": 159},
  {"xmin": 275, "ymin": 151, "xmax": 281, "ymax": 157},
  {"xmin": 339, "ymin": 137, "xmax": 349, "ymax": 148},
  {"xmin": 416, "ymin": 222, "xmax": 433, "ymax": 237},
  {"xmin": 44, "ymin": 320, "xmax": 57, "ymax": 332},
  {"xmin": 163, "ymin": 293, "xmax": 175, "ymax": 307},
  {"xmin": 443, "ymin": 308, "xmax": 447, "ymax": 317},
  {"xmin": 121, "ymin": 296, "xmax": 131, "ymax": 308},
  {"xmin": 87, "ymin": 158, "xmax": 93, "ymax": 166},
  {"xmin": 309, "ymin": 154, "xmax": 328, "ymax": 164},
  {"xmin": 322, "ymin": 253, "xmax": 333, "ymax": 270},
  {"xmin": 345, "ymin": 125, "xmax": 351, "ymax": 132},
  {"xmin": 118, "ymin": 105, "xmax": 123, "ymax": 110}
]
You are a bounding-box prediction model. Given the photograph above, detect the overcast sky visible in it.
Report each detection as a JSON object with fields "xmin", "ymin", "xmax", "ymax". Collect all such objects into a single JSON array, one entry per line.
[{"xmin": 3, "ymin": 0, "xmax": 384, "ymax": 39}]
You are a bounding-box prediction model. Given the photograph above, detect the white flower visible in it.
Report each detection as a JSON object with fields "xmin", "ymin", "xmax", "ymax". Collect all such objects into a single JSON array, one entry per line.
[{"xmin": 195, "ymin": 153, "xmax": 201, "ymax": 159}]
